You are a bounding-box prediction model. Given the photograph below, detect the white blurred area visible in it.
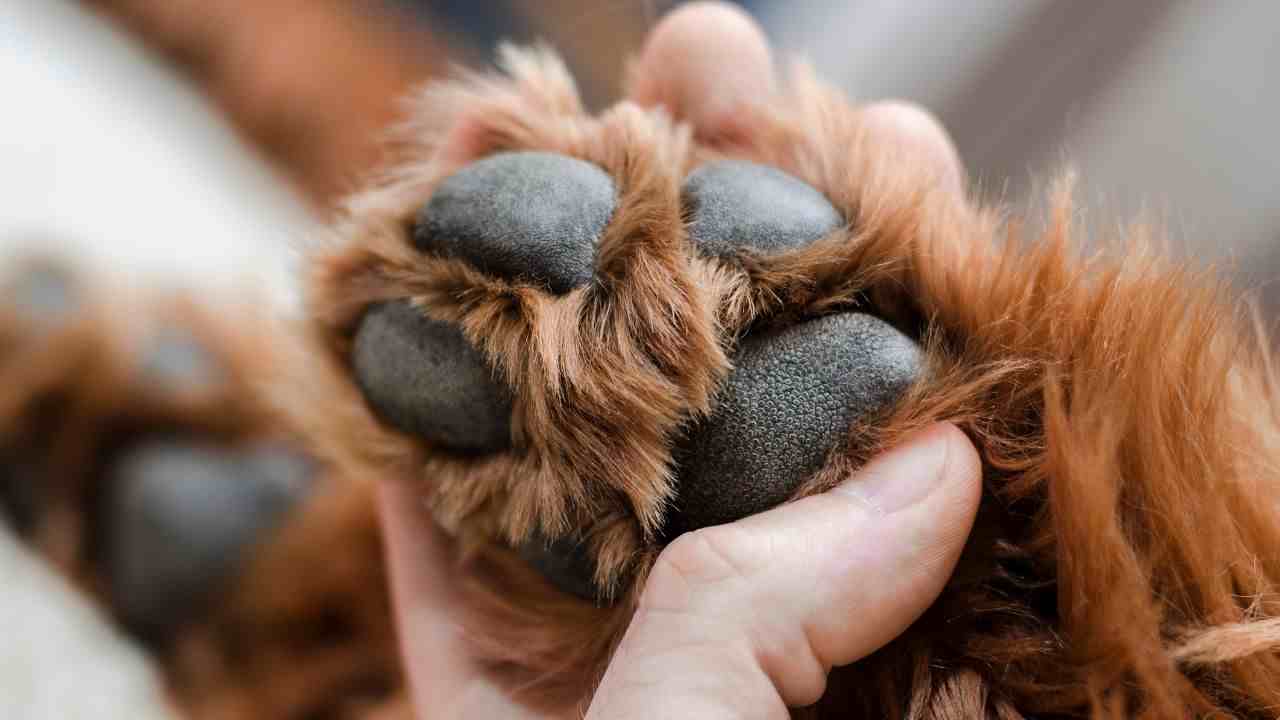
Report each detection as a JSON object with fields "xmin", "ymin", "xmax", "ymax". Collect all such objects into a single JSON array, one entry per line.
[
  {"xmin": 0, "ymin": 527, "xmax": 175, "ymax": 720},
  {"xmin": 0, "ymin": 0, "xmax": 319, "ymax": 312}
]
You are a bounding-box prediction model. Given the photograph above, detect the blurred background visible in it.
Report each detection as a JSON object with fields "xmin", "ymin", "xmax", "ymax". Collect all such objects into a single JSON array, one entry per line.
[
  {"xmin": 0, "ymin": 0, "xmax": 1276, "ymax": 716},
  {"xmin": 3, "ymin": 0, "xmax": 1277, "ymax": 303}
]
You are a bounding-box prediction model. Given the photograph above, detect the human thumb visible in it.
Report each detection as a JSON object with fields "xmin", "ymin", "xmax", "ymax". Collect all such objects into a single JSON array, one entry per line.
[{"xmin": 587, "ymin": 423, "xmax": 982, "ymax": 718}]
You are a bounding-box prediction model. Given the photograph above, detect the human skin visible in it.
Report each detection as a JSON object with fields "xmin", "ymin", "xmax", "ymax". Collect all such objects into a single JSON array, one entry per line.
[{"xmin": 377, "ymin": 4, "xmax": 982, "ymax": 718}]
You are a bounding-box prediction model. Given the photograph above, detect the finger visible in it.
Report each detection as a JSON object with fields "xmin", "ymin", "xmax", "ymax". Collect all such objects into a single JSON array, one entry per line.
[
  {"xmin": 629, "ymin": 1, "xmax": 774, "ymax": 136},
  {"xmin": 377, "ymin": 482, "xmax": 549, "ymax": 719},
  {"xmin": 377, "ymin": 482, "xmax": 471, "ymax": 714},
  {"xmin": 730, "ymin": 423, "xmax": 980, "ymax": 691},
  {"xmin": 588, "ymin": 424, "xmax": 981, "ymax": 715},
  {"xmin": 861, "ymin": 100, "xmax": 965, "ymax": 193}
]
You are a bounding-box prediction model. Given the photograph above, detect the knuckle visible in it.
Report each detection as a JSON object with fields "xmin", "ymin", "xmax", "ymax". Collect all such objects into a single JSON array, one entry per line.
[
  {"xmin": 864, "ymin": 99, "xmax": 946, "ymax": 138},
  {"xmin": 644, "ymin": 527, "xmax": 753, "ymax": 606},
  {"xmin": 861, "ymin": 100, "xmax": 961, "ymax": 184}
]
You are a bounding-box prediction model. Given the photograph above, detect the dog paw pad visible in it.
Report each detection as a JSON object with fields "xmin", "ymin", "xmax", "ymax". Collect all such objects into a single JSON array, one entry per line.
[
  {"xmin": 104, "ymin": 441, "xmax": 313, "ymax": 640},
  {"xmin": 666, "ymin": 312, "xmax": 921, "ymax": 535},
  {"xmin": 519, "ymin": 531, "xmax": 599, "ymax": 602},
  {"xmin": 7, "ymin": 262, "xmax": 79, "ymax": 326},
  {"xmin": 414, "ymin": 151, "xmax": 615, "ymax": 295},
  {"xmin": 352, "ymin": 300, "xmax": 513, "ymax": 453},
  {"xmin": 683, "ymin": 160, "xmax": 843, "ymax": 258}
]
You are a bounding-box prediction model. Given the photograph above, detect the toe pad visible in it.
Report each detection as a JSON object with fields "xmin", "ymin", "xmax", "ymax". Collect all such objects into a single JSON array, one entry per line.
[
  {"xmin": 667, "ymin": 312, "xmax": 922, "ymax": 535},
  {"xmin": 414, "ymin": 151, "xmax": 615, "ymax": 295},
  {"xmin": 683, "ymin": 160, "xmax": 843, "ymax": 258},
  {"xmin": 519, "ymin": 532, "xmax": 600, "ymax": 603},
  {"xmin": 352, "ymin": 300, "xmax": 513, "ymax": 454},
  {"xmin": 8, "ymin": 263, "xmax": 78, "ymax": 326},
  {"xmin": 105, "ymin": 441, "xmax": 313, "ymax": 640}
]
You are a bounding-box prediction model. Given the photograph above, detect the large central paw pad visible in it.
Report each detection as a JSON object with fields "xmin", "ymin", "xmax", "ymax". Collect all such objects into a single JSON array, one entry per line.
[
  {"xmin": 346, "ymin": 152, "xmax": 922, "ymax": 600},
  {"xmin": 667, "ymin": 312, "xmax": 920, "ymax": 536}
]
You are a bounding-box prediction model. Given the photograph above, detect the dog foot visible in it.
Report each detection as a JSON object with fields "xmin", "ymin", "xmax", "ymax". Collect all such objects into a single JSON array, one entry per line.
[{"xmin": 335, "ymin": 146, "xmax": 920, "ymax": 601}]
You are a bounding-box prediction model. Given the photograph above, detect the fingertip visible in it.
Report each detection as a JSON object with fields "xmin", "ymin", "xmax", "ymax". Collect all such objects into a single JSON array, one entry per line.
[
  {"xmin": 917, "ymin": 422, "xmax": 983, "ymax": 575},
  {"xmin": 630, "ymin": 1, "xmax": 774, "ymax": 136},
  {"xmin": 861, "ymin": 101, "xmax": 966, "ymax": 194},
  {"xmin": 797, "ymin": 423, "xmax": 982, "ymax": 667},
  {"xmin": 866, "ymin": 422, "xmax": 982, "ymax": 557},
  {"xmin": 936, "ymin": 421, "xmax": 982, "ymax": 502}
]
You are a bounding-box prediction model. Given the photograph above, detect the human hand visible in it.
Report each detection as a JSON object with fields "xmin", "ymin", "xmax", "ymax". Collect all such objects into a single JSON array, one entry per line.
[
  {"xmin": 381, "ymin": 420, "xmax": 979, "ymax": 719},
  {"xmin": 584, "ymin": 422, "xmax": 979, "ymax": 719}
]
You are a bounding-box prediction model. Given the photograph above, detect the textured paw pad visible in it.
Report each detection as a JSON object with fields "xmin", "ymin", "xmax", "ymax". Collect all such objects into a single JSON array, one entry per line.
[
  {"xmin": 666, "ymin": 312, "xmax": 922, "ymax": 536},
  {"xmin": 352, "ymin": 300, "xmax": 513, "ymax": 454},
  {"xmin": 519, "ymin": 531, "xmax": 600, "ymax": 602},
  {"xmin": 104, "ymin": 441, "xmax": 313, "ymax": 640},
  {"xmin": 414, "ymin": 151, "xmax": 615, "ymax": 295},
  {"xmin": 357, "ymin": 151, "xmax": 618, "ymax": 454},
  {"xmin": 683, "ymin": 160, "xmax": 843, "ymax": 258}
]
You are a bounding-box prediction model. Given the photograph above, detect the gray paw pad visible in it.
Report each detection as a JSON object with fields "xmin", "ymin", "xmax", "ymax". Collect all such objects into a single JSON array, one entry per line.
[
  {"xmin": 0, "ymin": 454, "xmax": 41, "ymax": 535},
  {"xmin": 104, "ymin": 441, "xmax": 313, "ymax": 640},
  {"xmin": 8, "ymin": 263, "xmax": 79, "ymax": 325},
  {"xmin": 665, "ymin": 312, "xmax": 922, "ymax": 536},
  {"xmin": 139, "ymin": 328, "xmax": 223, "ymax": 390},
  {"xmin": 518, "ymin": 532, "xmax": 600, "ymax": 603},
  {"xmin": 683, "ymin": 160, "xmax": 843, "ymax": 258},
  {"xmin": 352, "ymin": 300, "xmax": 513, "ymax": 454},
  {"xmin": 414, "ymin": 151, "xmax": 615, "ymax": 295}
]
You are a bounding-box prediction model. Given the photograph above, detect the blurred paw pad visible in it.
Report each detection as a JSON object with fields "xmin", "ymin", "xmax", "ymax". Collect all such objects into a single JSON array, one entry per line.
[
  {"xmin": 519, "ymin": 531, "xmax": 601, "ymax": 602},
  {"xmin": 0, "ymin": 454, "xmax": 42, "ymax": 535},
  {"xmin": 139, "ymin": 328, "xmax": 224, "ymax": 390},
  {"xmin": 103, "ymin": 440, "xmax": 313, "ymax": 641},
  {"xmin": 7, "ymin": 262, "xmax": 80, "ymax": 327}
]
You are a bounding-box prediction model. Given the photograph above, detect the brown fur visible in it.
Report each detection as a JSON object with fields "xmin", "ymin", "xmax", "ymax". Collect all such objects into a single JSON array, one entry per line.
[
  {"xmin": 0, "ymin": 267, "xmax": 405, "ymax": 720},
  {"xmin": 307, "ymin": 46, "xmax": 1280, "ymax": 718}
]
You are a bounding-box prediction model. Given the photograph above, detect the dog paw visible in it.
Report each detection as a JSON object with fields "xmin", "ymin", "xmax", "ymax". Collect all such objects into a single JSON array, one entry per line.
[
  {"xmin": 0, "ymin": 286, "xmax": 324, "ymax": 640},
  {"xmin": 330, "ymin": 158, "xmax": 920, "ymax": 600},
  {"xmin": 313, "ymin": 50, "xmax": 927, "ymax": 602}
]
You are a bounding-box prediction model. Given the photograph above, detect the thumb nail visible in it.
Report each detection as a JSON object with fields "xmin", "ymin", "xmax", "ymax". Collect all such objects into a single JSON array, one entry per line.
[{"xmin": 834, "ymin": 424, "xmax": 955, "ymax": 514}]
